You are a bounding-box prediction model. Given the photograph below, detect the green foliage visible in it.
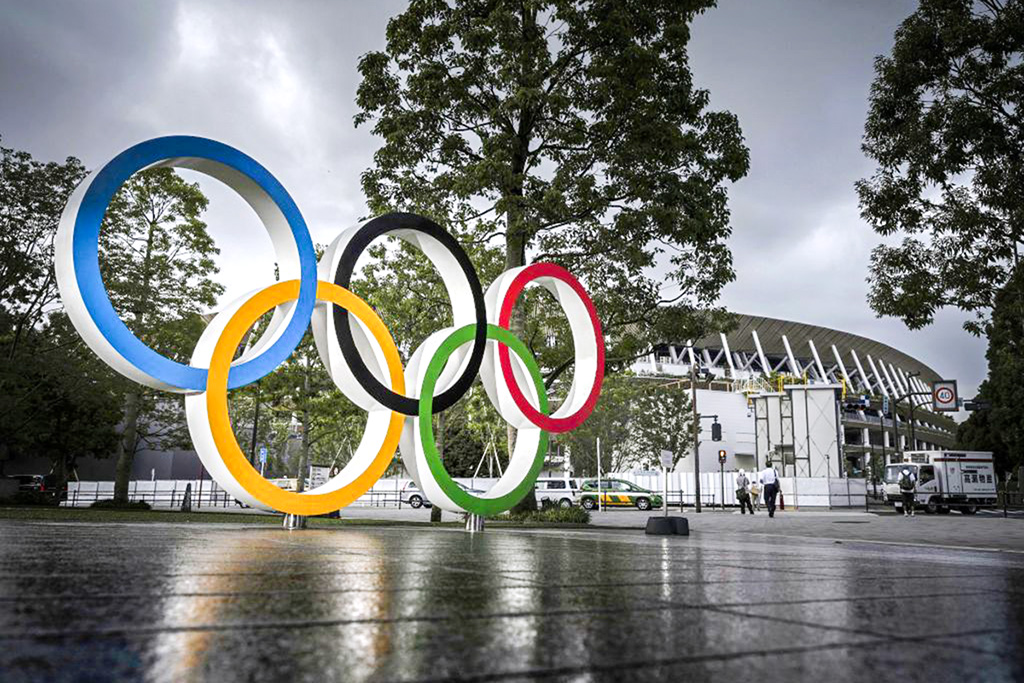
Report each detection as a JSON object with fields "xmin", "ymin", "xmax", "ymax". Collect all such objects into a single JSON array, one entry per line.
[
  {"xmin": 558, "ymin": 374, "xmax": 692, "ymax": 475},
  {"xmin": 857, "ymin": 0, "xmax": 1024, "ymax": 334},
  {"xmin": 0, "ymin": 139, "xmax": 122, "ymax": 479},
  {"xmin": 1, "ymin": 491, "xmax": 56, "ymax": 506},
  {"xmin": 499, "ymin": 505, "xmax": 590, "ymax": 524},
  {"xmin": 346, "ymin": 232, "xmax": 512, "ymax": 479},
  {"xmin": 356, "ymin": 0, "xmax": 748, "ymax": 369},
  {"xmin": 959, "ymin": 263, "xmax": 1024, "ymax": 474},
  {"xmin": 96, "ymin": 168, "xmax": 224, "ymax": 502},
  {"xmin": 89, "ymin": 499, "xmax": 151, "ymax": 511}
]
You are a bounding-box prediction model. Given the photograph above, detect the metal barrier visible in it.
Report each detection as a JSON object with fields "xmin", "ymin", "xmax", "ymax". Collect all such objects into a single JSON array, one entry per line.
[
  {"xmin": 63, "ymin": 480, "xmax": 413, "ymax": 510},
  {"xmin": 62, "ymin": 474, "xmax": 868, "ymax": 511}
]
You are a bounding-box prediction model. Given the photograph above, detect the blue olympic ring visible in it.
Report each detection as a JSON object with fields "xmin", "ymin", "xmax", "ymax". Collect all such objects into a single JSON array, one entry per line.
[{"xmin": 68, "ymin": 136, "xmax": 317, "ymax": 391}]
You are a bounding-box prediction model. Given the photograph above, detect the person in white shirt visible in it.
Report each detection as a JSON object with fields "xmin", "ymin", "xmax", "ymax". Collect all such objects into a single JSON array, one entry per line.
[
  {"xmin": 735, "ymin": 469, "xmax": 754, "ymax": 515},
  {"xmin": 759, "ymin": 461, "xmax": 780, "ymax": 518}
]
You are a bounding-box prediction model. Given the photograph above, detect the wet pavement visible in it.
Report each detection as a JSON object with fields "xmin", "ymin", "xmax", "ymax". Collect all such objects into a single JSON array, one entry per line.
[{"xmin": 0, "ymin": 520, "xmax": 1022, "ymax": 682}]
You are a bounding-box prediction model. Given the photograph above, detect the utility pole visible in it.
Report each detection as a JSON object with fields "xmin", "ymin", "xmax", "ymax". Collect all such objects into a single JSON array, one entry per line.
[
  {"xmin": 905, "ymin": 371, "xmax": 921, "ymax": 450},
  {"xmin": 249, "ymin": 380, "xmax": 261, "ymax": 466},
  {"xmin": 691, "ymin": 354, "xmax": 701, "ymax": 513}
]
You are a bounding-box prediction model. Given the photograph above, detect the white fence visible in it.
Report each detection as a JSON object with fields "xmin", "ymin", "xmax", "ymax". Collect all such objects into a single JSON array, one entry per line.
[{"xmin": 65, "ymin": 473, "xmax": 866, "ymax": 510}]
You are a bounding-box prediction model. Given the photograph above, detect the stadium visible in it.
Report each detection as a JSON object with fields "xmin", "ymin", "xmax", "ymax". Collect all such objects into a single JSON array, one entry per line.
[{"xmin": 632, "ymin": 313, "xmax": 958, "ymax": 478}]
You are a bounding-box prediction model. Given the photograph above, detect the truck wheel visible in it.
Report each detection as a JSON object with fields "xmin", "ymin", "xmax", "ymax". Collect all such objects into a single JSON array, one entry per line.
[
  {"xmin": 581, "ymin": 497, "xmax": 596, "ymax": 511},
  {"xmin": 925, "ymin": 499, "xmax": 938, "ymax": 514},
  {"xmin": 960, "ymin": 505, "xmax": 978, "ymax": 515}
]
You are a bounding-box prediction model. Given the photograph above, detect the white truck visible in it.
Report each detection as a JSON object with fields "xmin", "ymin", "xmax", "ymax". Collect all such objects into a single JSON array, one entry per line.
[{"xmin": 883, "ymin": 451, "xmax": 997, "ymax": 515}]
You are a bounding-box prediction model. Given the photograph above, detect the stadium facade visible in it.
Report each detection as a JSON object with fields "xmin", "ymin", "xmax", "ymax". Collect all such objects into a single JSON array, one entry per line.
[{"xmin": 632, "ymin": 313, "xmax": 959, "ymax": 477}]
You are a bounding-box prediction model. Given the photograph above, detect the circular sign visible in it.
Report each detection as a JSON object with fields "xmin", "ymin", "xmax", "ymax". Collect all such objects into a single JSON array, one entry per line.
[{"xmin": 934, "ymin": 386, "xmax": 955, "ymax": 407}]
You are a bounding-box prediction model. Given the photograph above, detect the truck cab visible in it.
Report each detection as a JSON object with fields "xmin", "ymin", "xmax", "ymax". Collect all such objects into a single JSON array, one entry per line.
[{"xmin": 883, "ymin": 451, "xmax": 996, "ymax": 514}]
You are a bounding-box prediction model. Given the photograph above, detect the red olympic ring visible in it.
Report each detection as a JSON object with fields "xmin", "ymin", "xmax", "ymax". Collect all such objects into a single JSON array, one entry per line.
[{"xmin": 497, "ymin": 263, "xmax": 605, "ymax": 433}]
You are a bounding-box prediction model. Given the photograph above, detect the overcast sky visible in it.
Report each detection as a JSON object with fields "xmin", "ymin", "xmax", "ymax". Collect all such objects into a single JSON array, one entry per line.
[{"xmin": 0, "ymin": 0, "xmax": 988, "ymax": 409}]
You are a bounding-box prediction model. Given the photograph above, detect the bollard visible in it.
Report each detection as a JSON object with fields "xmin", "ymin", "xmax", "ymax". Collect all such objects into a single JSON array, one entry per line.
[
  {"xmin": 464, "ymin": 513, "xmax": 485, "ymax": 533},
  {"xmin": 282, "ymin": 514, "xmax": 307, "ymax": 530}
]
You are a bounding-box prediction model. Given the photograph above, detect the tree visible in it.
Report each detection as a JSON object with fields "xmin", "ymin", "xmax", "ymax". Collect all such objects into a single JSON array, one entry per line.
[
  {"xmin": 349, "ymin": 231, "xmax": 510, "ymax": 519},
  {"xmin": 356, "ymin": 0, "xmax": 747, "ymax": 509},
  {"xmin": 559, "ymin": 374, "xmax": 692, "ymax": 476},
  {"xmin": 959, "ymin": 263, "xmax": 1024, "ymax": 474},
  {"xmin": 0, "ymin": 138, "xmax": 86, "ymax": 357},
  {"xmin": 98, "ymin": 168, "xmax": 223, "ymax": 503},
  {"xmin": 0, "ymin": 139, "xmax": 122, "ymax": 488},
  {"xmin": 857, "ymin": 0, "xmax": 1024, "ymax": 335}
]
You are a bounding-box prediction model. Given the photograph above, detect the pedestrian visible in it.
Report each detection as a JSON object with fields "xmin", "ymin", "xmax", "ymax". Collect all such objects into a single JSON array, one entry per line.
[
  {"xmin": 736, "ymin": 469, "xmax": 754, "ymax": 514},
  {"xmin": 898, "ymin": 467, "xmax": 917, "ymax": 517},
  {"xmin": 759, "ymin": 460, "xmax": 781, "ymax": 518},
  {"xmin": 749, "ymin": 481, "xmax": 761, "ymax": 511}
]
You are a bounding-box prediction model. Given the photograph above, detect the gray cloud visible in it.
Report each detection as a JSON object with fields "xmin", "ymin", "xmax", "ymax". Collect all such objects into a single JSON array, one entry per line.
[{"xmin": 0, "ymin": 0, "xmax": 988, "ymax": 405}]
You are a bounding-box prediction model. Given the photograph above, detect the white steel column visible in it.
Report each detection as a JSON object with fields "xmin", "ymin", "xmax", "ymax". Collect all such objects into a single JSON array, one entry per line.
[
  {"xmin": 831, "ymin": 344, "xmax": 852, "ymax": 389},
  {"xmin": 781, "ymin": 335, "xmax": 801, "ymax": 376},
  {"xmin": 864, "ymin": 354, "xmax": 890, "ymax": 398},
  {"xmin": 875, "ymin": 357, "xmax": 901, "ymax": 398},
  {"xmin": 912, "ymin": 376, "xmax": 933, "ymax": 411},
  {"xmin": 807, "ymin": 339, "xmax": 827, "ymax": 382},
  {"xmin": 850, "ymin": 349, "xmax": 874, "ymax": 394},
  {"xmin": 751, "ymin": 330, "xmax": 770, "ymax": 377},
  {"xmin": 719, "ymin": 333, "xmax": 736, "ymax": 376},
  {"xmin": 889, "ymin": 363, "xmax": 909, "ymax": 396}
]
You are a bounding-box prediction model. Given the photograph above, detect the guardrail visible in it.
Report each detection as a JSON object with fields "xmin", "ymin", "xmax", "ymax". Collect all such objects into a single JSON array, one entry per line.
[
  {"xmin": 62, "ymin": 474, "xmax": 868, "ymax": 511},
  {"xmin": 64, "ymin": 480, "xmax": 414, "ymax": 510}
]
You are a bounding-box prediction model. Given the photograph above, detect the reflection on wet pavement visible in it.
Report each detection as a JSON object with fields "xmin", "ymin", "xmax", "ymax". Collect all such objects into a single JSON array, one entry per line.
[{"xmin": 0, "ymin": 522, "xmax": 1021, "ymax": 682}]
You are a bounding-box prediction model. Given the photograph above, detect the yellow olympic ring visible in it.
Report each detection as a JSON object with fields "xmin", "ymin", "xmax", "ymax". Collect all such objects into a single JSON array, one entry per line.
[{"xmin": 205, "ymin": 280, "xmax": 405, "ymax": 516}]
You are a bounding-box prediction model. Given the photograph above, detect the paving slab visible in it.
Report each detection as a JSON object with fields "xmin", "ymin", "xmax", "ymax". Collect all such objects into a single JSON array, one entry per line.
[{"xmin": 0, "ymin": 519, "xmax": 1021, "ymax": 682}]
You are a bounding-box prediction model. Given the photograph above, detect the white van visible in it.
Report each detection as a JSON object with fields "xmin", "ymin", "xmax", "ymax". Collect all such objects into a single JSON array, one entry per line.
[
  {"xmin": 883, "ymin": 451, "xmax": 997, "ymax": 514},
  {"xmin": 533, "ymin": 478, "xmax": 579, "ymax": 508}
]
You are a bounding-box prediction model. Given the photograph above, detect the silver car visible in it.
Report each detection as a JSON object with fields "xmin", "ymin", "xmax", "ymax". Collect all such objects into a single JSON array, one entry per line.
[{"xmin": 401, "ymin": 481, "xmax": 485, "ymax": 508}]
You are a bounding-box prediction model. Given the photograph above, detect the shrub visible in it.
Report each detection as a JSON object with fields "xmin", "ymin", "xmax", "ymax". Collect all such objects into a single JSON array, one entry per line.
[
  {"xmin": 500, "ymin": 506, "xmax": 590, "ymax": 524},
  {"xmin": 90, "ymin": 499, "xmax": 152, "ymax": 510},
  {"xmin": 1, "ymin": 491, "xmax": 57, "ymax": 506}
]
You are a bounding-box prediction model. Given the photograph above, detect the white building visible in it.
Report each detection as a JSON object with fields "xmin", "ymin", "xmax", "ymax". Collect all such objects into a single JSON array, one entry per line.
[{"xmin": 633, "ymin": 313, "xmax": 958, "ymax": 478}]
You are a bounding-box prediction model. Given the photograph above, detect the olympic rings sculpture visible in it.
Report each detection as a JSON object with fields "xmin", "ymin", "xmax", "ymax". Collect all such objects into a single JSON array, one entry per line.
[{"xmin": 55, "ymin": 136, "xmax": 604, "ymax": 517}]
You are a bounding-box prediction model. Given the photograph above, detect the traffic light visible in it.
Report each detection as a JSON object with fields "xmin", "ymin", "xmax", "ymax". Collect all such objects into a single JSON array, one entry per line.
[{"xmin": 711, "ymin": 421, "xmax": 722, "ymax": 441}]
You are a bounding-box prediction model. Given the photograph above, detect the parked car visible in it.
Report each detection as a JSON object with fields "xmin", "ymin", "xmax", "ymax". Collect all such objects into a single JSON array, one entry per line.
[
  {"xmin": 402, "ymin": 481, "xmax": 431, "ymax": 508},
  {"xmin": 6, "ymin": 474, "xmax": 67, "ymax": 502},
  {"xmin": 534, "ymin": 478, "xmax": 579, "ymax": 508},
  {"xmin": 401, "ymin": 481, "xmax": 486, "ymax": 508},
  {"xmin": 575, "ymin": 478, "xmax": 663, "ymax": 511}
]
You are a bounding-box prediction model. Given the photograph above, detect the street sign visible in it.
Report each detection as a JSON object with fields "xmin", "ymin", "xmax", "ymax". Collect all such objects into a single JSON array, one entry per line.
[
  {"xmin": 932, "ymin": 380, "xmax": 959, "ymax": 412},
  {"xmin": 882, "ymin": 395, "xmax": 889, "ymax": 415},
  {"xmin": 718, "ymin": 449, "xmax": 727, "ymax": 465},
  {"xmin": 659, "ymin": 450, "xmax": 673, "ymax": 469},
  {"xmin": 963, "ymin": 399, "xmax": 991, "ymax": 412},
  {"xmin": 258, "ymin": 447, "xmax": 268, "ymax": 466},
  {"xmin": 308, "ymin": 464, "xmax": 331, "ymax": 489}
]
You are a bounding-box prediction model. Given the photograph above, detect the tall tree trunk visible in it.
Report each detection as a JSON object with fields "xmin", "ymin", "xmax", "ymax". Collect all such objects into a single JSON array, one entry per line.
[
  {"xmin": 113, "ymin": 389, "xmax": 142, "ymax": 503},
  {"xmin": 430, "ymin": 412, "xmax": 444, "ymax": 522},
  {"xmin": 113, "ymin": 217, "xmax": 158, "ymax": 505},
  {"xmin": 295, "ymin": 365, "xmax": 311, "ymax": 493},
  {"xmin": 505, "ymin": 183, "xmax": 538, "ymax": 514}
]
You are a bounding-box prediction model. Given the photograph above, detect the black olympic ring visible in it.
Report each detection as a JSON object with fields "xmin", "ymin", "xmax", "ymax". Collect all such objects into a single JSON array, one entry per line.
[{"xmin": 331, "ymin": 212, "xmax": 488, "ymax": 415}]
